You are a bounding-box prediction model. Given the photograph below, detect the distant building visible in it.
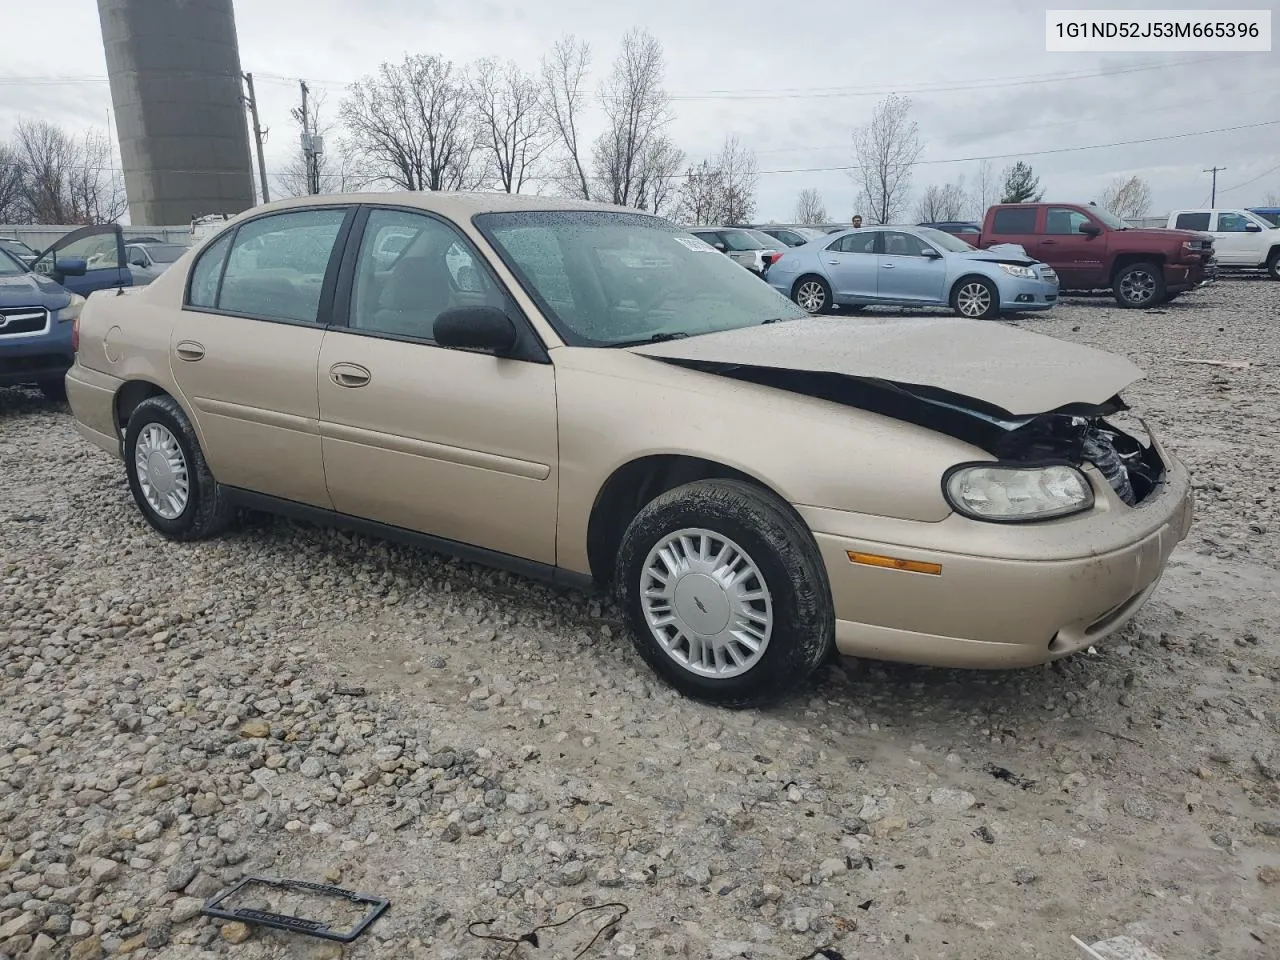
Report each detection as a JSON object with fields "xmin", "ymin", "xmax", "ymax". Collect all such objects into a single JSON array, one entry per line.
[{"xmin": 97, "ymin": 0, "xmax": 255, "ymax": 225}]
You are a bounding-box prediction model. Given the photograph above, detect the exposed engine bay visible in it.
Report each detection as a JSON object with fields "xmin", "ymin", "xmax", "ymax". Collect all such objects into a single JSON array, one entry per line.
[{"xmin": 659, "ymin": 360, "xmax": 1166, "ymax": 507}]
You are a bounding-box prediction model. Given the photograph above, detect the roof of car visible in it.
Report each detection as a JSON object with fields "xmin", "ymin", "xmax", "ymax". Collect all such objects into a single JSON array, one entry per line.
[{"xmin": 240, "ymin": 191, "xmax": 637, "ymax": 219}]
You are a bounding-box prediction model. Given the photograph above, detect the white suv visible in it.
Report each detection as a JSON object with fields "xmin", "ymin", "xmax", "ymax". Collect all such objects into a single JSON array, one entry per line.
[{"xmin": 1167, "ymin": 208, "xmax": 1280, "ymax": 279}]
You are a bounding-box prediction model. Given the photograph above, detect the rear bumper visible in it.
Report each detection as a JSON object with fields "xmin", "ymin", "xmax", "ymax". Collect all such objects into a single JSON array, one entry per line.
[{"xmin": 66, "ymin": 362, "xmax": 123, "ymax": 458}]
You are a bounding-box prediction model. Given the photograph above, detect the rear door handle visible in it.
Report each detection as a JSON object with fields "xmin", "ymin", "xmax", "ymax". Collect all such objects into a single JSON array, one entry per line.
[
  {"xmin": 1041, "ymin": 239, "xmax": 1057, "ymax": 245},
  {"xmin": 329, "ymin": 362, "xmax": 371, "ymax": 388},
  {"xmin": 175, "ymin": 340, "xmax": 205, "ymax": 361},
  {"xmin": 881, "ymin": 263, "xmax": 895, "ymax": 269},
  {"xmin": 825, "ymin": 259, "xmax": 840, "ymax": 265}
]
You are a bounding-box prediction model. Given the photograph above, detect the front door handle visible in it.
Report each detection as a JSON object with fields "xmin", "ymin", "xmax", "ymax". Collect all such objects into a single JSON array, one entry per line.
[
  {"xmin": 881, "ymin": 263, "xmax": 895, "ymax": 269},
  {"xmin": 826, "ymin": 259, "xmax": 840, "ymax": 265},
  {"xmin": 329, "ymin": 362, "xmax": 371, "ymax": 388},
  {"xmin": 175, "ymin": 340, "xmax": 205, "ymax": 361},
  {"xmin": 1041, "ymin": 239, "xmax": 1057, "ymax": 245}
]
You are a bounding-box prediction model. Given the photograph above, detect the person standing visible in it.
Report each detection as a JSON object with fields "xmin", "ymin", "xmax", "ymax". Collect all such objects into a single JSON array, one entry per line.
[{"xmin": 851, "ymin": 215, "xmax": 863, "ymax": 228}]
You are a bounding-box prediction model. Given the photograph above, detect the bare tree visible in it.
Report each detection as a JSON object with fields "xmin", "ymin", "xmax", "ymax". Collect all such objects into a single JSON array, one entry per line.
[
  {"xmin": 472, "ymin": 58, "xmax": 551, "ymax": 193},
  {"xmin": 1266, "ymin": 190, "xmax": 1280, "ymax": 206},
  {"xmin": 850, "ymin": 93, "xmax": 922, "ymax": 225},
  {"xmin": 276, "ymin": 91, "xmax": 371, "ymax": 197},
  {"xmin": 634, "ymin": 135, "xmax": 684, "ymax": 217},
  {"xmin": 7, "ymin": 119, "xmax": 125, "ymax": 224},
  {"xmin": 539, "ymin": 35, "xmax": 593, "ymax": 200},
  {"xmin": 675, "ymin": 160, "xmax": 725, "ymax": 225},
  {"xmin": 915, "ymin": 180, "xmax": 967, "ymax": 223},
  {"xmin": 0, "ymin": 143, "xmax": 29, "ymax": 223},
  {"xmin": 968, "ymin": 159, "xmax": 997, "ymax": 219},
  {"xmin": 793, "ymin": 188, "xmax": 827, "ymax": 225},
  {"xmin": 593, "ymin": 28, "xmax": 674, "ymax": 208},
  {"xmin": 1099, "ymin": 175, "xmax": 1152, "ymax": 220},
  {"xmin": 714, "ymin": 135, "xmax": 759, "ymax": 224},
  {"xmin": 340, "ymin": 54, "xmax": 482, "ymax": 192}
]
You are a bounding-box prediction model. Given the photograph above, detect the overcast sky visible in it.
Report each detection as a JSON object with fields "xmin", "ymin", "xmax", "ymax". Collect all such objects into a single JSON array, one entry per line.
[{"xmin": 2, "ymin": 0, "xmax": 1278, "ymax": 223}]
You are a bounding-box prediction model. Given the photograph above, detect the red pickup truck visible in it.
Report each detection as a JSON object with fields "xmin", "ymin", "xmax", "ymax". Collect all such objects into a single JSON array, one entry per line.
[{"xmin": 973, "ymin": 202, "xmax": 1216, "ymax": 308}]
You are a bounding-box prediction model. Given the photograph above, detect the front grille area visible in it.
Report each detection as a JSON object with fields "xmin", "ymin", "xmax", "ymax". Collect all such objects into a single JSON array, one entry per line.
[{"xmin": 0, "ymin": 307, "xmax": 49, "ymax": 337}]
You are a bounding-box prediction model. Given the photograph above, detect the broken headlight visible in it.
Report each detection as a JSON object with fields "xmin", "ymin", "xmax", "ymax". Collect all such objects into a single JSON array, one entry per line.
[{"xmin": 943, "ymin": 463, "xmax": 1094, "ymax": 522}]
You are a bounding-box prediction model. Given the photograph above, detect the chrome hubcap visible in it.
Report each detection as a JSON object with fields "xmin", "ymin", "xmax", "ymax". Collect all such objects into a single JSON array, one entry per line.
[
  {"xmin": 956, "ymin": 282, "xmax": 992, "ymax": 317},
  {"xmin": 134, "ymin": 423, "xmax": 189, "ymax": 520},
  {"xmin": 1120, "ymin": 270, "xmax": 1156, "ymax": 304},
  {"xmin": 796, "ymin": 280, "xmax": 826, "ymax": 313},
  {"xmin": 639, "ymin": 528, "xmax": 773, "ymax": 679}
]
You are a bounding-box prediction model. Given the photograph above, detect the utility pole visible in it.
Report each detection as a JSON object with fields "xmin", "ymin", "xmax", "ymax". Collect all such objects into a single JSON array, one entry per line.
[
  {"xmin": 1203, "ymin": 166, "xmax": 1225, "ymax": 207},
  {"xmin": 299, "ymin": 80, "xmax": 318, "ymax": 195},
  {"xmin": 243, "ymin": 72, "xmax": 270, "ymax": 204}
]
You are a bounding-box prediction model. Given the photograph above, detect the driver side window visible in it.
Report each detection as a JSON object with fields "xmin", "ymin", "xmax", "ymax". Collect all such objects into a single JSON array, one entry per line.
[
  {"xmin": 349, "ymin": 209, "xmax": 502, "ymax": 341},
  {"xmin": 1215, "ymin": 212, "xmax": 1249, "ymax": 233},
  {"xmin": 1045, "ymin": 208, "xmax": 1091, "ymax": 235}
]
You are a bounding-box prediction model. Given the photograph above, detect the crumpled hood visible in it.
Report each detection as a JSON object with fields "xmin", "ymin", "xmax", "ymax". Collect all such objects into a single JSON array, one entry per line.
[
  {"xmin": 0, "ymin": 271, "xmax": 71, "ymax": 308},
  {"xmin": 957, "ymin": 247, "xmax": 1035, "ymax": 265},
  {"xmin": 630, "ymin": 315, "xmax": 1144, "ymax": 417}
]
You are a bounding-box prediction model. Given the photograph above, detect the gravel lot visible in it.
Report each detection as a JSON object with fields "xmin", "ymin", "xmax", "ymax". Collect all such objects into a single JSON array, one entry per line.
[{"xmin": 2, "ymin": 278, "xmax": 1278, "ymax": 960}]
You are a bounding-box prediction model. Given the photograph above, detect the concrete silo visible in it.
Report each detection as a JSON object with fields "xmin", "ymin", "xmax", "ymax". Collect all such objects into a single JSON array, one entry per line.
[{"xmin": 96, "ymin": 0, "xmax": 256, "ymax": 225}]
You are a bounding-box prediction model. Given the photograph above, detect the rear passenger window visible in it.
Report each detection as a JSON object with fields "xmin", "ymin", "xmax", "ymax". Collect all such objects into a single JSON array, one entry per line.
[
  {"xmin": 831, "ymin": 232, "xmax": 877, "ymax": 254},
  {"xmin": 187, "ymin": 231, "xmax": 232, "ymax": 308},
  {"xmin": 1174, "ymin": 212, "xmax": 1211, "ymax": 231},
  {"xmin": 991, "ymin": 208, "xmax": 1036, "ymax": 234},
  {"xmin": 215, "ymin": 209, "xmax": 347, "ymax": 323}
]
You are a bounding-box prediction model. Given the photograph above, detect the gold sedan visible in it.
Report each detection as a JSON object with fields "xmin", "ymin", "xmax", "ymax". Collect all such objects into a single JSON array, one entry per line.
[{"xmin": 64, "ymin": 193, "xmax": 1193, "ymax": 706}]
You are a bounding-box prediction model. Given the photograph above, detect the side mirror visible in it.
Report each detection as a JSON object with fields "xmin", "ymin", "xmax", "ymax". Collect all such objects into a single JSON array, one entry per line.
[
  {"xmin": 55, "ymin": 257, "xmax": 87, "ymax": 277},
  {"xmin": 433, "ymin": 305, "xmax": 518, "ymax": 355},
  {"xmin": 713, "ymin": 242, "xmax": 727, "ymax": 252},
  {"xmin": 1245, "ymin": 223, "xmax": 1262, "ymax": 233},
  {"xmin": 1079, "ymin": 223, "xmax": 1102, "ymax": 237},
  {"xmin": 921, "ymin": 247, "xmax": 943, "ymax": 259},
  {"xmin": 129, "ymin": 255, "xmax": 147, "ymax": 267}
]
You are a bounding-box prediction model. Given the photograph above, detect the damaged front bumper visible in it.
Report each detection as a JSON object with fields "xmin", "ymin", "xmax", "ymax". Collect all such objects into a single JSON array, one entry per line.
[{"xmin": 801, "ymin": 434, "xmax": 1194, "ymax": 669}]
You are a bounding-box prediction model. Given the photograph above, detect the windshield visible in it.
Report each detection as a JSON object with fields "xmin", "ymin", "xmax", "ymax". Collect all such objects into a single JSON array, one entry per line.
[
  {"xmin": 473, "ymin": 210, "xmax": 807, "ymax": 347},
  {"xmin": 1253, "ymin": 210, "xmax": 1280, "ymax": 227},
  {"xmin": 1091, "ymin": 206, "xmax": 1128, "ymax": 229},
  {"xmin": 0, "ymin": 239, "xmax": 35, "ymax": 258},
  {"xmin": 144, "ymin": 244, "xmax": 188, "ymax": 263},
  {"xmin": 719, "ymin": 229, "xmax": 766, "ymax": 251},
  {"xmin": 918, "ymin": 227, "xmax": 977, "ymax": 252},
  {"xmin": 0, "ymin": 248, "xmax": 26, "ymax": 276}
]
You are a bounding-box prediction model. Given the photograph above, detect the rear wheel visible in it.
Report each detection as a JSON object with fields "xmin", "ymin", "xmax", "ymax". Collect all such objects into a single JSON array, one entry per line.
[
  {"xmin": 792, "ymin": 275, "xmax": 833, "ymax": 315},
  {"xmin": 124, "ymin": 395, "xmax": 234, "ymax": 541},
  {"xmin": 37, "ymin": 378, "xmax": 67, "ymax": 402},
  {"xmin": 952, "ymin": 277, "xmax": 1000, "ymax": 319},
  {"xmin": 1113, "ymin": 262, "xmax": 1166, "ymax": 308},
  {"xmin": 614, "ymin": 479, "xmax": 834, "ymax": 708}
]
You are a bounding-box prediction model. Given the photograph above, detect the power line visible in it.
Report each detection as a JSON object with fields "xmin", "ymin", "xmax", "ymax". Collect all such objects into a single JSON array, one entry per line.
[
  {"xmin": 3, "ymin": 118, "xmax": 1275, "ymax": 182},
  {"xmin": 752, "ymin": 91, "xmax": 1258, "ymax": 156},
  {"xmin": 1219, "ymin": 160, "xmax": 1280, "ymax": 194},
  {"xmin": 0, "ymin": 54, "xmax": 1214, "ymax": 102}
]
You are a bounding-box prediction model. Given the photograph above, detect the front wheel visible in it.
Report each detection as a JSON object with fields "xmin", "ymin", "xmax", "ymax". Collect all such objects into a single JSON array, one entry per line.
[
  {"xmin": 792, "ymin": 275, "xmax": 833, "ymax": 315},
  {"xmin": 614, "ymin": 479, "xmax": 834, "ymax": 708},
  {"xmin": 124, "ymin": 394, "xmax": 234, "ymax": 541},
  {"xmin": 1113, "ymin": 262, "xmax": 1166, "ymax": 308},
  {"xmin": 1266, "ymin": 251, "xmax": 1280, "ymax": 281},
  {"xmin": 952, "ymin": 277, "xmax": 1000, "ymax": 319}
]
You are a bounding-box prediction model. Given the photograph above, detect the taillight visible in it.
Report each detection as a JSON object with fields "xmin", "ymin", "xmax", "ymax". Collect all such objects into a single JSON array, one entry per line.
[
  {"xmin": 72, "ymin": 315, "xmax": 79, "ymax": 352},
  {"xmin": 769, "ymin": 252, "xmax": 784, "ymax": 264}
]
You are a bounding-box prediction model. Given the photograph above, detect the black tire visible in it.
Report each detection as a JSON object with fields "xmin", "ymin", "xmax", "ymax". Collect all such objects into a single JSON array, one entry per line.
[
  {"xmin": 37, "ymin": 377, "xmax": 67, "ymax": 402},
  {"xmin": 614, "ymin": 479, "xmax": 834, "ymax": 708},
  {"xmin": 792, "ymin": 275, "xmax": 834, "ymax": 315},
  {"xmin": 1112, "ymin": 262, "xmax": 1166, "ymax": 308},
  {"xmin": 1267, "ymin": 250, "xmax": 1280, "ymax": 281},
  {"xmin": 950, "ymin": 276, "xmax": 1000, "ymax": 320},
  {"xmin": 123, "ymin": 394, "xmax": 234, "ymax": 541}
]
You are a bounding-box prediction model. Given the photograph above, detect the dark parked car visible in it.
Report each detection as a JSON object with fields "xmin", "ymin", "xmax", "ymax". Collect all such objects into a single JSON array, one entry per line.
[
  {"xmin": 918, "ymin": 221, "xmax": 983, "ymax": 240},
  {"xmin": 1, "ymin": 223, "xmax": 133, "ymax": 400},
  {"xmin": 755, "ymin": 226, "xmax": 828, "ymax": 247},
  {"xmin": 0, "ymin": 237, "xmax": 39, "ymax": 269}
]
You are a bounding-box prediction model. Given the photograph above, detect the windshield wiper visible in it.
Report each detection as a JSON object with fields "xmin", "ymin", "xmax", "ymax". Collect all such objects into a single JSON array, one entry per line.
[{"xmin": 613, "ymin": 331, "xmax": 691, "ymax": 346}]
